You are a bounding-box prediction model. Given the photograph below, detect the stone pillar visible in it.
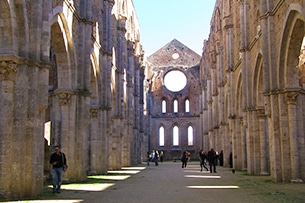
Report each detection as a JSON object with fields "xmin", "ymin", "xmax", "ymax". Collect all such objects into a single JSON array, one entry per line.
[
  {"xmin": 269, "ymin": 93, "xmax": 282, "ymax": 181},
  {"xmin": 286, "ymin": 92, "xmax": 303, "ymax": 183},
  {"xmin": 117, "ymin": 16, "xmax": 127, "ymax": 117},
  {"xmin": 245, "ymin": 111, "xmax": 252, "ymax": 173},
  {"xmin": 232, "ymin": 116, "xmax": 240, "ymax": 169},
  {"xmin": 241, "ymin": 118, "xmax": 247, "ymax": 170},
  {"xmin": 108, "ymin": 118, "xmax": 123, "ymax": 170},
  {"xmin": 89, "ymin": 106, "xmax": 102, "ymax": 174},
  {"xmin": 102, "ymin": 0, "xmax": 114, "ymax": 107},
  {"xmin": 257, "ymin": 109, "xmax": 269, "ymax": 175},
  {"xmin": 211, "ymin": 62, "xmax": 217, "ymax": 97},
  {"xmin": 100, "ymin": 108, "xmax": 109, "ymax": 173},
  {"xmin": 102, "ymin": 0, "xmax": 114, "ymax": 170},
  {"xmin": 0, "ymin": 60, "xmax": 17, "ymax": 198},
  {"xmin": 0, "ymin": 57, "xmax": 48, "ymax": 199},
  {"xmin": 216, "ymin": 46, "xmax": 224, "ymax": 87},
  {"xmin": 139, "ymin": 66, "xmax": 145, "ymax": 164}
]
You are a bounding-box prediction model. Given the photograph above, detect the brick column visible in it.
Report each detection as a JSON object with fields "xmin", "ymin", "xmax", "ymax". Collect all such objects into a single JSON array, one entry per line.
[
  {"xmin": 286, "ymin": 92, "xmax": 303, "ymax": 183},
  {"xmin": 257, "ymin": 109, "xmax": 269, "ymax": 175}
]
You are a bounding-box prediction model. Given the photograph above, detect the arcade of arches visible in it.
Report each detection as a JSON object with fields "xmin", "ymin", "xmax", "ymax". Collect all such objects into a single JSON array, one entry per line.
[{"xmin": 0, "ymin": 0, "xmax": 304, "ymax": 200}]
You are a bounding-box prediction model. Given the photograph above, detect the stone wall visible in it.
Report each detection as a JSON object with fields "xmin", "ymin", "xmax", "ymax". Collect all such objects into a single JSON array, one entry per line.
[
  {"xmin": 201, "ymin": 0, "xmax": 305, "ymax": 182},
  {"xmin": 146, "ymin": 39, "xmax": 202, "ymax": 160},
  {"xmin": 0, "ymin": 0, "xmax": 146, "ymax": 200}
]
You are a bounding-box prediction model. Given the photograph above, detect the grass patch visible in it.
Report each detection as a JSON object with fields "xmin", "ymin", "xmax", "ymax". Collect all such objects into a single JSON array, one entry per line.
[{"xmin": 264, "ymin": 179, "xmax": 274, "ymax": 183}]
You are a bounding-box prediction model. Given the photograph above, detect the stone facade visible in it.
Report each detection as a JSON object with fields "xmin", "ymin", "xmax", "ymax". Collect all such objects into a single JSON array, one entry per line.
[
  {"xmin": 0, "ymin": 0, "xmax": 146, "ymax": 199},
  {"xmin": 1, "ymin": 0, "xmax": 305, "ymax": 200},
  {"xmin": 201, "ymin": 0, "xmax": 305, "ymax": 183},
  {"xmin": 146, "ymin": 39, "xmax": 202, "ymax": 160}
]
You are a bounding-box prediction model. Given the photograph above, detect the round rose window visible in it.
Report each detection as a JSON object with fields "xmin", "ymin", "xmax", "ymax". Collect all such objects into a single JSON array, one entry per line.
[{"xmin": 164, "ymin": 70, "xmax": 187, "ymax": 92}]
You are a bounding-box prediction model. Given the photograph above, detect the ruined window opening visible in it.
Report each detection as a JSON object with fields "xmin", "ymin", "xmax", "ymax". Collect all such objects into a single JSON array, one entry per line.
[
  {"xmin": 173, "ymin": 126, "xmax": 179, "ymax": 146},
  {"xmin": 159, "ymin": 126, "xmax": 165, "ymax": 146},
  {"xmin": 172, "ymin": 53, "xmax": 179, "ymax": 59},
  {"xmin": 162, "ymin": 100, "xmax": 166, "ymax": 113},
  {"xmin": 185, "ymin": 99, "xmax": 190, "ymax": 112},
  {"xmin": 173, "ymin": 100, "xmax": 178, "ymax": 113},
  {"xmin": 44, "ymin": 121, "xmax": 51, "ymax": 146},
  {"xmin": 188, "ymin": 126, "xmax": 194, "ymax": 146},
  {"xmin": 164, "ymin": 70, "xmax": 187, "ymax": 92}
]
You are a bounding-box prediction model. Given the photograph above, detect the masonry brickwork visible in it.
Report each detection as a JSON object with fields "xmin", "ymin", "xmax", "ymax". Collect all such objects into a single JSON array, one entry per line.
[
  {"xmin": 201, "ymin": 0, "xmax": 305, "ymax": 183},
  {"xmin": 1, "ymin": 0, "xmax": 305, "ymax": 200},
  {"xmin": 0, "ymin": 0, "xmax": 146, "ymax": 200},
  {"xmin": 146, "ymin": 39, "xmax": 202, "ymax": 160}
]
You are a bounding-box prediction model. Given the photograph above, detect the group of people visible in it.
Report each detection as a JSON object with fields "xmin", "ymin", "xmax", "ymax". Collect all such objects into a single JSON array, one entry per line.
[
  {"xmin": 199, "ymin": 148, "xmax": 223, "ymax": 173},
  {"xmin": 181, "ymin": 148, "xmax": 224, "ymax": 173},
  {"xmin": 50, "ymin": 146, "xmax": 229, "ymax": 194},
  {"xmin": 147, "ymin": 150, "xmax": 164, "ymax": 166}
]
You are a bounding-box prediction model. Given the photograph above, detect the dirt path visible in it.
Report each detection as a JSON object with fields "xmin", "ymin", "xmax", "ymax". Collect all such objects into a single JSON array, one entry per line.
[{"xmin": 5, "ymin": 162, "xmax": 305, "ymax": 203}]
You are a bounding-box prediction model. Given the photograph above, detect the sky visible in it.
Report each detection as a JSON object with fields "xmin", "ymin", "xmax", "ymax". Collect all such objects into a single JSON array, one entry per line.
[{"xmin": 132, "ymin": 0, "xmax": 216, "ymax": 56}]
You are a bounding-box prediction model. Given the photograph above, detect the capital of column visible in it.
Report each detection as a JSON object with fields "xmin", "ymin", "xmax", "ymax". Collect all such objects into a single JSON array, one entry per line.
[
  {"xmin": 256, "ymin": 108, "xmax": 266, "ymax": 118},
  {"xmin": 285, "ymin": 92, "xmax": 299, "ymax": 105},
  {"xmin": 216, "ymin": 46, "xmax": 223, "ymax": 55},
  {"xmin": 54, "ymin": 89, "xmax": 74, "ymax": 106},
  {"xmin": 0, "ymin": 60, "xmax": 17, "ymax": 79},
  {"xmin": 90, "ymin": 106, "xmax": 100, "ymax": 118},
  {"xmin": 118, "ymin": 15, "xmax": 127, "ymax": 32}
]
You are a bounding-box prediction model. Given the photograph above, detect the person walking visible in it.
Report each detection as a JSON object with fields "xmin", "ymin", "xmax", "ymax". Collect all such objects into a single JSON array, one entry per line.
[
  {"xmin": 159, "ymin": 151, "xmax": 164, "ymax": 162},
  {"xmin": 49, "ymin": 145, "xmax": 68, "ymax": 193},
  {"xmin": 207, "ymin": 148, "xmax": 217, "ymax": 173},
  {"xmin": 146, "ymin": 151, "xmax": 151, "ymax": 166},
  {"xmin": 219, "ymin": 150, "xmax": 224, "ymax": 166},
  {"xmin": 153, "ymin": 150, "xmax": 159, "ymax": 166},
  {"xmin": 199, "ymin": 150, "xmax": 209, "ymax": 172},
  {"xmin": 181, "ymin": 151, "xmax": 188, "ymax": 168}
]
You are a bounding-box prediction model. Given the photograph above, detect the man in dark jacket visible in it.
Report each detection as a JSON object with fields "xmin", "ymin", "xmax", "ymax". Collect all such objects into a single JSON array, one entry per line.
[
  {"xmin": 181, "ymin": 151, "xmax": 188, "ymax": 168},
  {"xmin": 49, "ymin": 145, "xmax": 67, "ymax": 193},
  {"xmin": 207, "ymin": 148, "xmax": 217, "ymax": 173}
]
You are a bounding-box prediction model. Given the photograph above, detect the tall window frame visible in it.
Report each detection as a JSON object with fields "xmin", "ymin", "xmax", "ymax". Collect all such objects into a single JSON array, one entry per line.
[
  {"xmin": 173, "ymin": 99, "xmax": 178, "ymax": 113},
  {"xmin": 159, "ymin": 126, "xmax": 165, "ymax": 146},
  {"xmin": 187, "ymin": 126, "xmax": 194, "ymax": 146},
  {"xmin": 162, "ymin": 99, "xmax": 166, "ymax": 113},
  {"xmin": 173, "ymin": 126, "xmax": 179, "ymax": 146},
  {"xmin": 185, "ymin": 99, "xmax": 190, "ymax": 113}
]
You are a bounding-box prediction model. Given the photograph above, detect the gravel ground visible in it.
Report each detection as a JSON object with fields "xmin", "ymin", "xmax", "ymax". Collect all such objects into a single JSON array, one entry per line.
[{"xmin": 4, "ymin": 161, "xmax": 305, "ymax": 203}]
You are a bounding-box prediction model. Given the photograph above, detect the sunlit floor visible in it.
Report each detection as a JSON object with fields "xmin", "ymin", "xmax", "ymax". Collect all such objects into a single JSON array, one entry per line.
[{"xmin": 7, "ymin": 164, "xmax": 241, "ymax": 203}]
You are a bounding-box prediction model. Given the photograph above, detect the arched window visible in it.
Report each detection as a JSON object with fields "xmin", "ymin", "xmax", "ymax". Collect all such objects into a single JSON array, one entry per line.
[
  {"xmin": 162, "ymin": 100, "xmax": 166, "ymax": 113},
  {"xmin": 173, "ymin": 126, "xmax": 179, "ymax": 146},
  {"xmin": 173, "ymin": 99, "xmax": 178, "ymax": 113},
  {"xmin": 159, "ymin": 126, "xmax": 164, "ymax": 146},
  {"xmin": 185, "ymin": 99, "xmax": 190, "ymax": 113},
  {"xmin": 188, "ymin": 126, "xmax": 194, "ymax": 146}
]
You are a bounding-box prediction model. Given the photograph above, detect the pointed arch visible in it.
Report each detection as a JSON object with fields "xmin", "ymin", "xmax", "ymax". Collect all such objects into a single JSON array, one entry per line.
[
  {"xmin": 253, "ymin": 53, "xmax": 264, "ymax": 107},
  {"xmin": 235, "ymin": 72, "xmax": 243, "ymax": 116},
  {"xmin": 50, "ymin": 12, "xmax": 76, "ymax": 89},
  {"xmin": 187, "ymin": 125, "xmax": 194, "ymax": 146},
  {"xmin": 173, "ymin": 125, "xmax": 179, "ymax": 146},
  {"xmin": 90, "ymin": 52, "xmax": 101, "ymax": 105},
  {"xmin": 159, "ymin": 125, "xmax": 165, "ymax": 147},
  {"xmin": 279, "ymin": 4, "xmax": 305, "ymax": 88},
  {"xmin": 161, "ymin": 98, "xmax": 167, "ymax": 113},
  {"xmin": 0, "ymin": 2, "xmax": 15, "ymax": 53},
  {"xmin": 173, "ymin": 99, "xmax": 178, "ymax": 113},
  {"xmin": 185, "ymin": 98, "xmax": 190, "ymax": 113}
]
